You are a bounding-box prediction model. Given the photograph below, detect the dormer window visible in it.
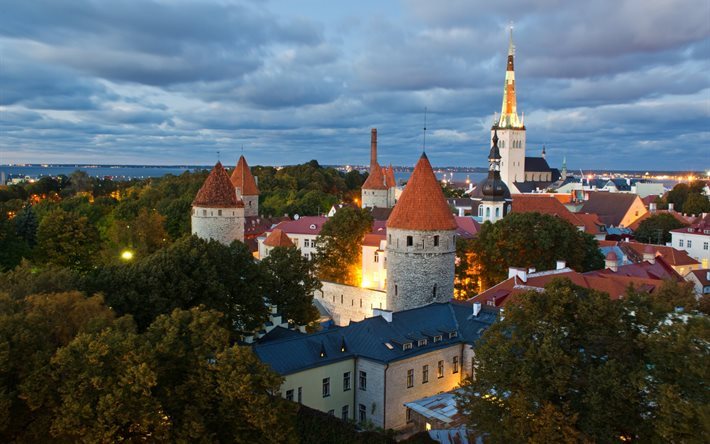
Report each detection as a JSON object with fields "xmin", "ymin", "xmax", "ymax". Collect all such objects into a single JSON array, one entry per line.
[
  {"xmin": 310, "ymin": 224, "xmax": 317, "ymax": 230},
  {"xmin": 449, "ymin": 331, "xmax": 458, "ymax": 339},
  {"xmin": 417, "ymin": 339, "xmax": 427, "ymax": 347},
  {"xmin": 403, "ymin": 343, "xmax": 413, "ymax": 351},
  {"xmin": 433, "ymin": 335, "xmax": 442, "ymax": 343}
]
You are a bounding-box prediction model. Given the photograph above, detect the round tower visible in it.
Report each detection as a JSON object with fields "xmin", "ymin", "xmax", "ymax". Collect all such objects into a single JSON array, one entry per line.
[
  {"xmin": 230, "ymin": 155, "xmax": 260, "ymax": 217},
  {"xmin": 192, "ymin": 162, "xmax": 245, "ymax": 245},
  {"xmin": 361, "ymin": 128, "xmax": 390, "ymax": 209},
  {"xmin": 385, "ymin": 152, "xmax": 458, "ymax": 312}
]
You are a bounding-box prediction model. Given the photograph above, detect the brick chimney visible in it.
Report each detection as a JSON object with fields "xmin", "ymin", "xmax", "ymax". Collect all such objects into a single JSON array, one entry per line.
[{"xmin": 370, "ymin": 128, "xmax": 378, "ymax": 166}]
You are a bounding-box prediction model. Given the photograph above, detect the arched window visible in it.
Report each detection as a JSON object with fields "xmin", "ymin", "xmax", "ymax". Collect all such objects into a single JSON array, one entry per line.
[
  {"xmin": 432, "ymin": 284, "xmax": 437, "ymax": 300},
  {"xmin": 500, "ymin": 140, "xmax": 505, "ymax": 148},
  {"xmin": 486, "ymin": 207, "xmax": 490, "ymax": 218},
  {"xmin": 478, "ymin": 206, "xmax": 483, "ymax": 216},
  {"xmin": 495, "ymin": 207, "xmax": 500, "ymax": 218}
]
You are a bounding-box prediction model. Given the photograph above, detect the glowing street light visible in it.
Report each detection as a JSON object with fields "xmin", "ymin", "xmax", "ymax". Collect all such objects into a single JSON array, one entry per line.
[{"xmin": 120, "ymin": 250, "xmax": 134, "ymax": 261}]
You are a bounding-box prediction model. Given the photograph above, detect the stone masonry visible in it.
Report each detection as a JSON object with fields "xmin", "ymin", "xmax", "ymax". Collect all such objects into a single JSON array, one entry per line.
[{"xmin": 191, "ymin": 206, "xmax": 244, "ymax": 245}]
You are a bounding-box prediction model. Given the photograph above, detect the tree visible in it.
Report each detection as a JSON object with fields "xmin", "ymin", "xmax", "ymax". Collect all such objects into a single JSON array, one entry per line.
[
  {"xmin": 14, "ymin": 204, "xmax": 38, "ymax": 247},
  {"xmin": 107, "ymin": 207, "xmax": 169, "ymax": 260},
  {"xmin": 457, "ymin": 278, "xmax": 710, "ymax": 442},
  {"xmin": 0, "ymin": 260, "xmax": 79, "ymax": 300},
  {"xmin": 316, "ymin": 206, "xmax": 373, "ymax": 285},
  {"xmin": 261, "ymin": 246, "xmax": 320, "ymax": 327},
  {"xmin": 683, "ymin": 193, "xmax": 710, "ymax": 216},
  {"xmin": 36, "ymin": 208, "xmax": 100, "ymax": 270},
  {"xmin": 471, "ymin": 213, "xmax": 604, "ymax": 290},
  {"xmin": 454, "ymin": 237, "xmax": 479, "ymax": 299},
  {"xmin": 633, "ymin": 213, "xmax": 688, "ymax": 244},
  {"xmin": 0, "ymin": 211, "xmax": 30, "ymax": 271},
  {"xmin": 86, "ymin": 236, "xmax": 268, "ymax": 332}
]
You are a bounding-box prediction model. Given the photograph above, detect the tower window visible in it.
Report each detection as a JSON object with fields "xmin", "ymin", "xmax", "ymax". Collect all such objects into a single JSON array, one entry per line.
[
  {"xmin": 202, "ymin": 209, "xmax": 207, "ymax": 216},
  {"xmin": 432, "ymin": 284, "xmax": 437, "ymax": 300},
  {"xmin": 218, "ymin": 209, "xmax": 222, "ymax": 216},
  {"xmin": 395, "ymin": 285, "xmax": 398, "ymax": 296},
  {"xmin": 434, "ymin": 235, "xmax": 439, "ymax": 247},
  {"xmin": 406, "ymin": 236, "xmax": 413, "ymax": 246}
]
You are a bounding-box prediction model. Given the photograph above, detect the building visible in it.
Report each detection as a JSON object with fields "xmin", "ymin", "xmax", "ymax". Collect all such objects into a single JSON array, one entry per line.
[
  {"xmin": 578, "ymin": 191, "xmax": 647, "ymax": 228},
  {"xmin": 361, "ymin": 129, "xmax": 396, "ymax": 209},
  {"xmin": 191, "ymin": 162, "xmax": 245, "ymax": 245},
  {"xmin": 253, "ymin": 301, "xmax": 498, "ymax": 431},
  {"xmin": 258, "ymin": 216, "xmax": 327, "ymax": 260},
  {"xmin": 491, "ymin": 28, "xmax": 555, "ymax": 193},
  {"xmin": 230, "ymin": 155, "xmax": 260, "ymax": 217},
  {"xmin": 670, "ymin": 214, "xmax": 710, "ymax": 268},
  {"xmin": 619, "ymin": 241, "xmax": 701, "ymax": 277},
  {"xmin": 386, "ymin": 152, "xmax": 458, "ymax": 312},
  {"xmin": 477, "ymin": 131, "xmax": 511, "ymax": 223},
  {"xmin": 685, "ymin": 269, "xmax": 710, "ymax": 296}
]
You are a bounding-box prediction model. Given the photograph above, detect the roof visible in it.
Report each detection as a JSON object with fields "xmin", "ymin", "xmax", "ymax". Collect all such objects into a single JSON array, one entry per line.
[
  {"xmin": 263, "ymin": 228, "xmax": 294, "ymax": 247},
  {"xmin": 512, "ymin": 181, "xmax": 554, "ymax": 193},
  {"xmin": 575, "ymin": 212, "xmax": 606, "ymax": 235},
  {"xmin": 363, "ymin": 233, "xmax": 386, "ymax": 248},
  {"xmin": 524, "ymin": 156, "xmax": 552, "ymax": 173},
  {"xmin": 620, "ymin": 242, "xmax": 700, "ymax": 267},
  {"xmin": 579, "ymin": 192, "xmax": 641, "ymax": 227},
  {"xmin": 370, "ymin": 206, "xmax": 393, "ymax": 221},
  {"xmin": 244, "ymin": 215, "xmax": 289, "ymax": 238},
  {"xmin": 192, "ymin": 162, "xmax": 242, "ymax": 208},
  {"xmin": 455, "ymin": 216, "xmax": 480, "ymax": 239},
  {"xmin": 253, "ymin": 302, "xmax": 498, "ymax": 375},
  {"xmin": 387, "ymin": 153, "xmax": 458, "ymax": 231},
  {"xmin": 362, "ymin": 161, "xmax": 388, "ymax": 190},
  {"xmin": 627, "ymin": 210, "xmax": 693, "ymax": 231},
  {"xmin": 670, "ymin": 215, "xmax": 710, "ymax": 237},
  {"xmin": 404, "ymin": 389, "xmax": 464, "ymax": 425},
  {"xmin": 230, "ymin": 155, "xmax": 260, "ymax": 195},
  {"xmin": 588, "ymin": 255, "xmax": 682, "ymax": 281},
  {"xmin": 511, "ymin": 194, "xmax": 583, "ymax": 227},
  {"xmin": 386, "ymin": 165, "xmax": 396, "ymax": 188},
  {"xmin": 686, "ymin": 269, "xmax": 710, "ymax": 286},
  {"xmin": 272, "ymin": 216, "xmax": 328, "ymax": 235}
]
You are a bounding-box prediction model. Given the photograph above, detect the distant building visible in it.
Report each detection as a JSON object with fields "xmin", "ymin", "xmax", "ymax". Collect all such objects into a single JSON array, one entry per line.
[
  {"xmin": 477, "ymin": 131, "xmax": 511, "ymax": 223},
  {"xmin": 258, "ymin": 216, "xmax": 327, "ymax": 260},
  {"xmin": 230, "ymin": 155, "xmax": 260, "ymax": 217},
  {"xmin": 670, "ymin": 214, "xmax": 710, "ymax": 268},
  {"xmin": 361, "ymin": 129, "xmax": 396, "ymax": 209},
  {"xmin": 578, "ymin": 191, "xmax": 647, "ymax": 228},
  {"xmin": 685, "ymin": 269, "xmax": 710, "ymax": 296}
]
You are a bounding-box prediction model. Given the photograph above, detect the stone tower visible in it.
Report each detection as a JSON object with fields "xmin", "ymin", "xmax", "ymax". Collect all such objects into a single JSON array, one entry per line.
[
  {"xmin": 492, "ymin": 27, "xmax": 526, "ymax": 190},
  {"xmin": 479, "ymin": 131, "xmax": 511, "ymax": 223},
  {"xmin": 192, "ymin": 162, "xmax": 245, "ymax": 245},
  {"xmin": 230, "ymin": 155, "xmax": 260, "ymax": 217},
  {"xmin": 385, "ymin": 152, "xmax": 458, "ymax": 312},
  {"xmin": 361, "ymin": 128, "xmax": 389, "ymax": 208},
  {"xmin": 385, "ymin": 164, "xmax": 397, "ymax": 207}
]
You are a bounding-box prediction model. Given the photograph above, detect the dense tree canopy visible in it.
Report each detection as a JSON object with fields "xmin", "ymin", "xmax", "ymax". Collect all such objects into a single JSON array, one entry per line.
[
  {"xmin": 316, "ymin": 206, "xmax": 373, "ymax": 286},
  {"xmin": 457, "ymin": 279, "xmax": 709, "ymax": 443},
  {"xmin": 683, "ymin": 192, "xmax": 710, "ymax": 216},
  {"xmin": 665, "ymin": 180, "xmax": 707, "ymax": 213},
  {"xmin": 633, "ymin": 212, "xmax": 688, "ymax": 244},
  {"xmin": 470, "ymin": 212, "xmax": 604, "ymax": 291}
]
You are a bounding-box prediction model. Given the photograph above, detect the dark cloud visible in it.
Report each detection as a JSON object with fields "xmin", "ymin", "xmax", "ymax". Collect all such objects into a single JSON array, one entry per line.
[{"xmin": 0, "ymin": 0, "xmax": 707, "ymax": 170}]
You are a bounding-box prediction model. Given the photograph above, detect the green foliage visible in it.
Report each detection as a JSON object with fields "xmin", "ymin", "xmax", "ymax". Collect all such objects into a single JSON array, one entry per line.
[
  {"xmin": 14, "ymin": 204, "xmax": 38, "ymax": 248},
  {"xmin": 683, "ymin": 192, "xmax": 710, "ymax": 216},
  {"xmin": 665, "ymin": 180, "xmax": 707, "ymax": 213},
  {"xmin": 261, "ymin": 246, "xmax": 321, "ymax": 327},
  {"xmin": 316, "ymin": 206, "xmax": 374, "ymax": 286},
  {"xmin": 472, "ymin": 212, "xmax": 604, "ymax": 290},
  {"xmin": 294, "ymin": 404, "xmax": 394, "ymax": 444},
  {"xmin": 106, "ymin": 207, "xmax": 169, "ymax": 261},
  {"xmin": 0, "ymin": 211, "xmax": 31, "ymax": 272},
  {"xmin": 457, "ymin": 278, "xmax": 710, "ymax": 442},
  {"xmin": 634, "ymin": 212, "xmax": 688, "ymax": 244},
  {"xmin": 36, "ymin": 208, "xmax": 100, "ymax": 270},
  {"xmin": 455, "ymin": 237, "xmax": 478, "ymax": 299},
  {"xmin": 86, "ymin": 236, "xmax": 268, "ymax": 332},
  {"xmin": 0, "ymin": 260, "xmax": 79, "ymax": 299}
]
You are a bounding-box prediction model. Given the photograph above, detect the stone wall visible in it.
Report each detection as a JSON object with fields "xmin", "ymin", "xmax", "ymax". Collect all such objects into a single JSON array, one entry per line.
[
  {"xmin": 316, "ymin": 281, "xmax": 387, "ymax": 326},
  {"xmin": 362, "ymin": 189, "xmax": 389, "ymax": 209},
  {"xmin": 191, "ymin": 206, "xmax": 244, "ymax": 245},
  {"xmin": 385, "ymin": 228, "xmax": 455, "ymax": 312},
  {"xmin": 354, "ymin": 358, "xmax": 386, "ymax": 428},
  {"xmin": 242, "ymin": 195, "xmax": 259, "ymax": 217}
]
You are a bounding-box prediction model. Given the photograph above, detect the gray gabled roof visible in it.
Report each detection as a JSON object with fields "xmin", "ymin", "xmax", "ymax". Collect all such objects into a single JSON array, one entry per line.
[{"xmin": 253, "ymin": 302, "xmax": 498, "ymax": 375}]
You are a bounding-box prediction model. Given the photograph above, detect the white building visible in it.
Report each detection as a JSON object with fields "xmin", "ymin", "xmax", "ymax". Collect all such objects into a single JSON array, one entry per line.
[{"xmin": 670, "ymin": 215, "xmax": 710, "ymax": 268}]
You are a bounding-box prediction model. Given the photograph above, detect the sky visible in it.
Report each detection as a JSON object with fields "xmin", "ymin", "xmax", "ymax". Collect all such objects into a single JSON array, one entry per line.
[{"xmin": 1, "ymin": 0, "xmax": 708, "ymax": 170}]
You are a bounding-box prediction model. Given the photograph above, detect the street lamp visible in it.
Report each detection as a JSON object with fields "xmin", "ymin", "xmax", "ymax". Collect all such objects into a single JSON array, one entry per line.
[{"xmin": 120, "ymin": 250, "xmax": 134, "ymax": 261}]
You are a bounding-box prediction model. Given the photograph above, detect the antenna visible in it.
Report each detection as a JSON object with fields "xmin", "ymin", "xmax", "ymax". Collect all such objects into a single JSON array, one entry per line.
[
  {"xmin": 422, "ymin": 107, "xmax": 428, "ymax": 153},
  {"xmin": 217, "ymin": 150, "xmax": 221, "ymax": 162}
]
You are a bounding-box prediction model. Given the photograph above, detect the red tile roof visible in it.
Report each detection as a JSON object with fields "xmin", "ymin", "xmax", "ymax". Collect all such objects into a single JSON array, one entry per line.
[
  {"xmin": 193, "ymin": 162, "xmax": 242, "ymax": 208},
  {"xmin": 362, "ymin": 160, "xmax": 387, "ymax": 190},
  {"xmin": 363, "ymin": 233, "xmax": 386, "ymax": 248},
  {"xmin": 620, "ymin": 242, "xmax": 700, "ymax": 267},
  {"xmin": 670, "ymin": 215, "xmax": 710, "ymax": 237},
  {"xmin": 579, "ymin": 192, "xmax": 642, "ymax": 227},
  {"xmin": 230, "ymin": 155, "xmax": 260, "ymax": 195},
  {"xmin": 627, "ymin": 210, "xmax": 692, "ymax": 230},
  {"xmin": 263, "ymin": 228, "xmax": 294, "ymax": 247},
  {"xmin": 511, "ymin": 194, "xmax": 583, "ymax": 227},
  {"xmin": 686, "ymin": 269, "xmax": 710, "ymax": 286},
  {"xmin": 386, "ymin": 165, "xmax": 396, "ymax": 188},
  {"xmin": 272, "ymin": 216, "xmax": 328, "ymax": 235},
  {"xmin": 387, "ymin": 153, "xmax": 457, "ymax": 231},
  {"xmin": 455, "ymin": 216, "xmax": 480, "ymax": 239},
  {"xmin": 575, "ymin": 212, "xmax": 605, "ymax": 235}
]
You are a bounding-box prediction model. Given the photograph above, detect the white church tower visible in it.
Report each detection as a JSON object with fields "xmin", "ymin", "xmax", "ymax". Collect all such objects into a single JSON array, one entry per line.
[{"xmin": 492, "ymin": 27, "xmax": 526, "ymax": 191}]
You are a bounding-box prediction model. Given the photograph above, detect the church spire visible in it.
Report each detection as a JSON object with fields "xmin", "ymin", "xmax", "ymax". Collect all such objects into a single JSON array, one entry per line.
[{"xmin": 497, "ymin": 25, "xmax": 522, "ymax": 129}]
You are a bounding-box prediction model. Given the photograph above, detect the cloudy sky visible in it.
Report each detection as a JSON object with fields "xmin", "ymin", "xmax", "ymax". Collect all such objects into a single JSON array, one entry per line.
[{"xmin": 1, "ymin": 0, "xmax": 708, "ymax": 170}]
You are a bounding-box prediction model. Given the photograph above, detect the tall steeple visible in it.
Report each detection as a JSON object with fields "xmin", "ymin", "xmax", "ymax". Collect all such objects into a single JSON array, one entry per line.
[{"xmin": 497, "ymin": 26, "xmax": 523, "ymax": 129}]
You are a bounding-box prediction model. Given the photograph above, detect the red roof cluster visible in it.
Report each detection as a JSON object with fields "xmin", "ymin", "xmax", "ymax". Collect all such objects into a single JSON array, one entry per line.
[
  {"xmin": 620, "ymin": 241, "xmax": 699, "ymax": 267},
  {"xmin": 387, "ymin": 153, "xmax": 457, "ymax": 231},
  {"xmin": 230, "ymin": 155, "xmax": 260, "ymax": 196},
  {"xmin": 193, "ymin": 162, "xmax": 242, "ymax": 208},
  {"xmin": 362, "ymin": 161, "xmax": 388, "ymax": 190},
  {"xmin": 263, "ymin": 228, "xmax": 294, "ymax": 247}
]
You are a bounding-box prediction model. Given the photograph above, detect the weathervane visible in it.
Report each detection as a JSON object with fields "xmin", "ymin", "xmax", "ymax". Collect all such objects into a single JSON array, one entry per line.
[{"xmin": 422, "ymin": 107, "xmax": 428, "ymax": 153}]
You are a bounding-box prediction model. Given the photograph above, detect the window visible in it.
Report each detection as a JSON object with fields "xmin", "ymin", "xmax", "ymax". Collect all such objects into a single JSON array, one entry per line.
[
  {"xmin": 418, "ymin": 339, "xmax": 427, "ymax": 347},
  {"xmin": 704, "ymin": 242, "xmax": 708, "ymax": 250},
  {"xmin": 407, "ymin": 369, "xmax": 414, "ymax": 388},
  {"xmin": 374, "ymin": 253, "xmax": 379, "ymax": 263},
  {"xmin": 202, "ymin": 209, "xmax": 207, "ymax": 216},
  {"xmin": 286, "ymin": 389, "xmax": 294, "ymax": 401},
  {"xmin": 432, "ymin": 284, "xmax": 437, "ymax": 300},
  {"xmin": 322, "ymin": 378, "xmax": 330, "ymax": 397},
  {"xmin": 434, "ymin": 235, "xmax": 439, "ymax": 246},
  {"xmin": 449, "ymin": 331, "xmax": 458, "ymax": 339},
  {"xmin": 687, "ymin": 240, "xmax": 692, "ymax": 248},
  {"xmin": 328, "ymin": 410, "xmax": 334, "ymax": 416},
  {"xmin": 359, "ymin": 371, "xmax": 367, "ymax": 390},
  {"xmin": 433, "ymin": 335, "xmax": 442, "ymax": 343},
  {"xmin": 359, "ymin": 404, "xmax": 367, "ymax": 423},
  {"xmin": 218, "ymin": 209, "xmax": 222, "ymax": 216},
  {"xmin": 422, "ymin": 365, "xmax": 429, "ymax": 383},
  {"xmin": 304, "ymin": 239, "xmax": 310, "ymax": 248},
  {"xmin": 395, "ymin": 285, "xmax": 398, "ymax": 296},
  {"xmin": 342, "ymin": 405, "xmax": 349, "ymax": 421},
  {"xmin": 341, "ymin": 294, "xmax": 344, "ymax": 304},
  {"xmin": 406, "ymin": 236, "xmax": 413, "ymax": 246},
  {"xmin": 437, "ymin": 360, "xmax": 444, "ymax": 378},
  {"xmin": 407, "ymin": 408, "xmax": 412, "ymax": 423},
  {"xmin": 343, "ymin": 372, "xmax": 351, "ymax": 391},
  {"xmin": 298, "ymin": 387, "xmax": 302, "ymax": 403},
  {"xmin": 679, "ymin": 239, "xmax": 684, "ymax": 247},
  {"xmin": 453, "ymin": 356, "xmax": 459, "ymax": 374},
  {"xmin": 403, "ymin": 342, "xmax": 413, "ymax": 351}
]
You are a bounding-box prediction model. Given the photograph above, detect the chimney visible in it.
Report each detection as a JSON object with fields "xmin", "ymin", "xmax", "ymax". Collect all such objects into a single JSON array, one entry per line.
[
  {"xmin": 605, "ymin": 251, "xmax": 618, "ymax": 272},
  {"xmin": 556, "ymin": 260, "xmax": 566, "ymax": 270},
  {"xmin": 370, "ymin": 128, "xmax": 378, "ymax": 166},
  {"xmin": 508, "ymin": 267, "xmax": 527, "ymax": 283},
  {"xmin": 373, "ymin": 308, "xmax": 392, "ymax": 323},
  {"xmin": 643, "ymin": 245, "xmax": 655, "ymax": 264},
  {"xmin": 668, "ymin": 203, "xmax": 674, "ymax": 212},
  {"xmin": 649, "ymin": 202, "xmax": 657, "ymax": 212},
  {"xmin": 473, "ymin": 302, "xmax": 482, "ymax": 317}
]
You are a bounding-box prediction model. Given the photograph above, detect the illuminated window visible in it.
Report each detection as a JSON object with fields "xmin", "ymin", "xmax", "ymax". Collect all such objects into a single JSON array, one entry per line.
[{"xmin": 437, "ymin": 360, "xmax": 444, "ymax": 378}]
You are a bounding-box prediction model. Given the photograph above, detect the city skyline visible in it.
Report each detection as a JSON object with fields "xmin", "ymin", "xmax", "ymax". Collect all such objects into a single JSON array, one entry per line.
[{"xmin": 1, "ymin": 0, "xmax": 708, "ymax": 170}]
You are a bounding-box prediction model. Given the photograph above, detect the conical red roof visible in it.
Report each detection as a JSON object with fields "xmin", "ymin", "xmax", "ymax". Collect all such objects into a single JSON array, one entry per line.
[
  {"xmin": 362, "ymin": 161, "xmax": 387, "ymax": 190},
  {"xmin": 193, "ymin": 162, "xmax": 242, "ymax": 208},
  {"xmin": 385, "ymin": 165, "xmax": 396, "ymax": 188},
  {"xmin": 263, "ymin": 228, "xmax": 294, "ymax": 247},
  {"xmin": 230, "ymin": 155, "xmax": 260, "ymax": 196},
  {"xmin": 387, "ymin": 153, "xmax": 457, "ymax": 231}
]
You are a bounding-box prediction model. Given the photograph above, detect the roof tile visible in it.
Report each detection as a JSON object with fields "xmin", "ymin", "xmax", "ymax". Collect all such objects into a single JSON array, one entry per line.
[
  {"xmin": 230, "ymin": 155, "xmax": 260, "ymax": 195},
  {"xmin": 193, "ymin": 162, "xmax": 242, "ymax": 208}
]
